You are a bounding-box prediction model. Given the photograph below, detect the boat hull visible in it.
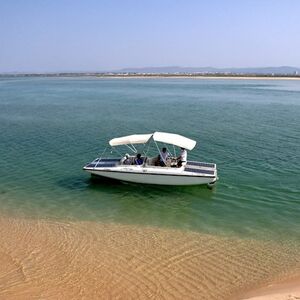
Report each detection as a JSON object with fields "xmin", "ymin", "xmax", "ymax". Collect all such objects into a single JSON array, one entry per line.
[{"xmin": 85, "ymin": 169, "xmax": 216, "ymax": 186}]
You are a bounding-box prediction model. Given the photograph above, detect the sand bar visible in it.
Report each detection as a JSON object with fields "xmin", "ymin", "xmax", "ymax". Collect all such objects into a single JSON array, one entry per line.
[{"xmin": 0, "ymin": 216, "xmax": 299, "ymax": 299}]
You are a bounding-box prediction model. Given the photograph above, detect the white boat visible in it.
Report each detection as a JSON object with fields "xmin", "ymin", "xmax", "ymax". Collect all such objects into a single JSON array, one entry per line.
[{"xmin": 83, "ymin": 132, "xmax": 218, "ymax": 186}]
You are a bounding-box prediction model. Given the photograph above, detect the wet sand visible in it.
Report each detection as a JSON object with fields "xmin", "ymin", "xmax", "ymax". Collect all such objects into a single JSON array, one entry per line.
[
  {"xmin": 0, "ymin": 216, "xmax": 299, "ymax": 299},
  {"xmin": 241, "ymin": 276, "xmax": 300, "ymax": 300}
]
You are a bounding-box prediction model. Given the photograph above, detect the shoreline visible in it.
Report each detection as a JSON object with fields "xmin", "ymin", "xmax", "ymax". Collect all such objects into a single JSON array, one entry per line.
[
  {"xmin": 1, "ymin": 74, "xmax": 300, "ymax": 80},
  {"xmin": 0, "ymin": 215, "xmax": 299, "ymax": 299},
  {"xmin": 97, "ymin": 75, "xmax": 300, "ymax": 80},
  {"xmin": 239, "ymin": 275, "xmax": 300, "ymax": 300},
  {"xmin": 94, "ymin": 75, "xmax": 300, "ymax": 80}
]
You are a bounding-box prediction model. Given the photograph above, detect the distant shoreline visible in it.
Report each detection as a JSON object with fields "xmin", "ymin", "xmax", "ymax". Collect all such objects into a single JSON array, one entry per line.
[{"xmin": 1, "ymin": 73, "xmax": 300, "ymax": 80}]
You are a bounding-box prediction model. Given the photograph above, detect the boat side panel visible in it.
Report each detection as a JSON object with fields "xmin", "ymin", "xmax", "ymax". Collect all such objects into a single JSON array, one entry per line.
[{"xmin": 86, "ymin": 169, "xmax": 215, "ymax": 185}]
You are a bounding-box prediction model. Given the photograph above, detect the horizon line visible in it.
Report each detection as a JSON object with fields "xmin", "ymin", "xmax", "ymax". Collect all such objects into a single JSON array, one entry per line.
[{"xmin": 1, "ymin": 65, "xmax": 300, "ymax": 74}]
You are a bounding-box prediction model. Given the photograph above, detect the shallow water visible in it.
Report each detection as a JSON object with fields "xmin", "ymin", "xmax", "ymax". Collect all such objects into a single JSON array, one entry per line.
[
  {"xmin": 1, "ymin": 217, "xmax": 299, "ymax": 300},
  {"xmin": 0, "ymin": 77, "xmax": 299, "ymax": 242}
]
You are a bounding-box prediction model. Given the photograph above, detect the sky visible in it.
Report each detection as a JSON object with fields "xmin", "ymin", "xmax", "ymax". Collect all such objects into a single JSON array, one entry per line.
[{"xmin": 0, "ymin": 0, "xmax": 300, "ymax": 72}]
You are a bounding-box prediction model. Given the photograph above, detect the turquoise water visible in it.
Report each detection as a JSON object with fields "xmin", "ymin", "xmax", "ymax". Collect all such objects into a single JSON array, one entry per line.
[{"xmin": 0, "ymin": 77, "xmax": 299, "ymax": 242}]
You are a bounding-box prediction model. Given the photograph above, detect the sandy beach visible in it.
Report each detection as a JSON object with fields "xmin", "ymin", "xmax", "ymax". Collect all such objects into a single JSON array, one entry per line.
[
  {"xmin": 0, "ymin": 216, "xmax": 299, "ymax": 299},
  {"xmin": 240, "ymin": 276, "xmax": 300, "ymax": 300}
]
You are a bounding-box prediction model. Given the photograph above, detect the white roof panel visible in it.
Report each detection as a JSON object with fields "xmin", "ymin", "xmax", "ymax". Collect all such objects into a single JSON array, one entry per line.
[
  {"xmin": 109, "ymin": 134, "xmax": 153, "ymax": 146},
  {"xmin": 108, "ymin": 132, "xmax": 196, "ymax": 150},
  {"xmin": 153, "ymin": 132, "xmax": 196, "ymax": 150}
]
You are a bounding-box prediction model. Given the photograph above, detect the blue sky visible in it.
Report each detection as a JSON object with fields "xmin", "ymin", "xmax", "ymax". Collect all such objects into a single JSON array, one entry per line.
[{"xmin": 0, "ymin": 0, "xmax": 299, "ymax": 72}]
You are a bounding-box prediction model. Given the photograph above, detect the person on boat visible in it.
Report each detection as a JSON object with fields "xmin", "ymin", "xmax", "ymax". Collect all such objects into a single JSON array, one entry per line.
[
  {"xmin": 154, "ymin": 155, "xmax": 161, "ymax": 166},
  {"xmin": 122, "ymin": 154, "xmax": 131, "ymax": 165},
  {"xmin": 135, "ymin": 153, "xmax": 143, "ymax": 165},
  {"xmin": 159, "ymin": 147, "xmax": 170, "ymax": 167},
  {"xmin": 177, "ymin": 147, "xmax": 187, "ymax": 167}
]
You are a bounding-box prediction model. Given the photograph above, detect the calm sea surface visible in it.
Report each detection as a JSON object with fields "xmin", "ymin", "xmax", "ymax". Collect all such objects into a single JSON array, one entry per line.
[{"xmin": 0, "ymin": 77, "xmax": 299, "ymax": 242}]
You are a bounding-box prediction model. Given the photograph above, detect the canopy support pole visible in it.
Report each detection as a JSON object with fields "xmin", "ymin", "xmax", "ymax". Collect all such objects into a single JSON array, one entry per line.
[
  {"xmin": 143, "ymin": 142, "xmax": 151, "ymax": 156},
  {"xmin": 173, "ymin": 144, "xmax": 176, "ymax": 157},
  {"xmin": 111, "ymin": 146, "xmax": 124, "ymax": 159},
  {"xmin": 125, "ymin": 144, "xmax": 137, "ymax": 153},
  {"xmin": 95, "ymin": 146, "xmax": 108, "ymax": 168},
  {"xmin": 154, "ymin": 141, "xmax": 167, "ymax": 165}
]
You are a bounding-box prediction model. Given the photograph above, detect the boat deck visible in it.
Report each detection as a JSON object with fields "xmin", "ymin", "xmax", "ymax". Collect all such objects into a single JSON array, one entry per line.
[
  {"xmin": 84, "ymin": 158, "xmax": 217, "ymax": 177},
  {"xmin": 184, "ymin": 161, "xmax": 216, "ymax": 175}
]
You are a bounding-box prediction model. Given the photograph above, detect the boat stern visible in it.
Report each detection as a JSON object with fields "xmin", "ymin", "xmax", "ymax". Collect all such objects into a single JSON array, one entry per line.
[{"xmin": 185, "ymin": 161, "xmax": 218, "ymax": 184}]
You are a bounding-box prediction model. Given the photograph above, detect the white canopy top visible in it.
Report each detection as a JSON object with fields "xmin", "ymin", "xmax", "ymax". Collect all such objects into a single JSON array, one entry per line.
[
  {"xmin": 153, "ymin": 132, "xmax": 196, "ymax": 150},
  {"xmin": 109, "ymin": 134, "xmax": 153, "ymax": 146},
  {"xmin": 109, "ymin": 132, "xmax": 196, "ymax": 150}
]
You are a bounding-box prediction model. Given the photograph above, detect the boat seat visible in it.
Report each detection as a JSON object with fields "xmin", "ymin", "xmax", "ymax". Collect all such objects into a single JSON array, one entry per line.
[{"xmin": 145, "ymin": 157, "xmax": 157, "ymax": 166}]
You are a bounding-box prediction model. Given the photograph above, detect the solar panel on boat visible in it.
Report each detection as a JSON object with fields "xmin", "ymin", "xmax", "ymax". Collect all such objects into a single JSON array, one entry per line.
[
  {"xmin": 94, "ymin": 158, "xmax": 120, "ymax": 162},
  {"xmin": 86, "ymin": 163, "xmax": 96, "ymax": 168},
  {"xmin": 86, "ymin": 163, "xmax": 117, "ymax": 168},
  {"xmin": 94, "ymin": 163, "xmax": 116, "ymax": 168},
  {"xmin": 187, "ymin": 161, "xmax": 215, "ymax": 168},
  {"xmin": 185, "ymin": 168, "xmax": 215, "ymax": 175}
]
